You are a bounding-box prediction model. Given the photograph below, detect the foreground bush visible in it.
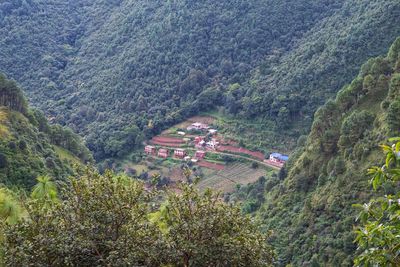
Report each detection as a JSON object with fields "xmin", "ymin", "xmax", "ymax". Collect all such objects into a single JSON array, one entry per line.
[
  {"xmin": 2, "ymin": 167, "xmax": 274, "ymax": 266},
  {"xmin": 354, "ymin": 139, "xmax": 400, "ymax": 267}
]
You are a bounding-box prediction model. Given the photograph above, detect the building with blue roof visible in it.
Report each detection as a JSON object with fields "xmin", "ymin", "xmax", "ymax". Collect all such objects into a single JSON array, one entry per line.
[{"xmin": 269, "ymin": 153, "xmax": 289, "ymax": 163}]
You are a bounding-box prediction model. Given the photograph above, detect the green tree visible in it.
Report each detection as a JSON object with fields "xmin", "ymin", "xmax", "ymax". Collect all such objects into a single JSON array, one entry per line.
[
  {"xmin": 155, "ymin": 183, "xmax": 275, "ymax": 266},
  {"xmin": 354, "ymin": 139, "xmax": 400, "ymax": 266},
  {"xmin": 0, "ymin": 188, "xmax": 24, "ymax": 225},
  {"xmin": 3, "ymin": 168, "xmax": 166, "ymax": 266},
  {"xmin": 30, "ymin": 175, "xmax": 59, "ymax": 204},
  {"xmin": 387, "ymin": 100, "xmax": 400, "ymax": 133},
  {"xmin": 0, "ymin": 188, "xmax": 25, "ymax": 265}
]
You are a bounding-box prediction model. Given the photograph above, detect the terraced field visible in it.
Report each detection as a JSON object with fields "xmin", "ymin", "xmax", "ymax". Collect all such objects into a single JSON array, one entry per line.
[{"xmin": 197, "ymin": 163, "xmax": 267, "ymax": 192}]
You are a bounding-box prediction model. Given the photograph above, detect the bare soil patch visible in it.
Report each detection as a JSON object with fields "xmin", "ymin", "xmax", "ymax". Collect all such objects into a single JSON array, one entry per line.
[
  {"xmin": 152, "ymin": 136, "xmax": 185, "ymax": 143},
  {"xmin": 197, "ymin": 161, "xmax": 225, "ymax": 170},
  {"xmin": 217, "ymin": 145, "xmax": 264, "ymax": 161}
]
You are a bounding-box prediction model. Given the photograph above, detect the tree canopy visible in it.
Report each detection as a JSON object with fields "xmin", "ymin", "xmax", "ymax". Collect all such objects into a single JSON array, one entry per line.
[
  {"xmin": 1, "ymin": 168, "xmax": 274, "ymax": 266},
  {"xmin": 1, "ymin": 0, "xmax": 399, "ymax": 160}
]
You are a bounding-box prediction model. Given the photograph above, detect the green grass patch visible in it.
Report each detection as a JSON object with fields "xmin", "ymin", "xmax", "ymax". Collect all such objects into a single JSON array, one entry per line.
[{"xmin": 54, "ymin": 146, "xmax": 81, "ymax": 165}]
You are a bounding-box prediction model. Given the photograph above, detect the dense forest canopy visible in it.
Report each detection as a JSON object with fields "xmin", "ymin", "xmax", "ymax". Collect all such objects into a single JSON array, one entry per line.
[{"xmin": 2, "ymin": 0, "xmax": 399, "ymax": 161}]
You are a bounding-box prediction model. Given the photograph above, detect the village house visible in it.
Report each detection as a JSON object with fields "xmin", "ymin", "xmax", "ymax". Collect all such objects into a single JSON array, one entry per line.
[
  {"xmin": 196, "ymin": 140, "xmax": 206, "ymax": 148},
  {"xmin": 158, "ymin": 148, "xmax": 169, "ymax": 158},
  {"xmin": 144, "ymin": 145, "xmax": 156, "ymax": 155},
  {"xmin": 195, "ymin": 150, "xmax": 206, "ymax": 159},
  {"xmin": 174, "ymin": 148, "xmax": 186, "ymax": 159},
  {"xmin": 194, "ymin": 136, "xmax": 206, "ymax": 148},
  {"xmin": 269, "ymin": 153, "xmax": 289, "ymax": 163},
  {"xmin": 206, "ymin": 139, "xmax": 219, "ymax": 150}
]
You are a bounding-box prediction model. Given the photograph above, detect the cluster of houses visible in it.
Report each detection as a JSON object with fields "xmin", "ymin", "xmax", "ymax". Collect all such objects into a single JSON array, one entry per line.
[
  {"xmin": 194, "ymin": 136, "xmax": 219, "ymax": 150},
  {"xmin": 144, "ymin": 145, "xmax": 206, "ymax": 162},
  {"xmin": 144, "ymin": 121, "xmax": 290, "ymax": 168}
]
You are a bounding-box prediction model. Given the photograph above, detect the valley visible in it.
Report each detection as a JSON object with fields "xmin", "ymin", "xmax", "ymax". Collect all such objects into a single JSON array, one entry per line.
[
  {"xmin": 0, "ymin": 1, "xmax": 400, "ymax": 266},
  {"xmin": 118, "ymin": 115, "xmax": 282, "ymax": 193}
]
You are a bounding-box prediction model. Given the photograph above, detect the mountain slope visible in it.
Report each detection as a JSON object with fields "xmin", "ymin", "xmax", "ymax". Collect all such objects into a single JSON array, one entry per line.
[
  {"xmin": 0, "ymin": 0, "xmax": 399, "ymax": 162},
  {"xmin": 255, "ymin": 37, "xmax": 400, "ymax": 266},
  {"xmin": 0, "ymin": 73, "xmax": 92, "ymax": 189},
  {"xmin": 244, "ymin": 0, "xmax": 400, "ymax": 126},
  {"xmin": 0, "ymin": 0, "xmax": 344, "ymax": 159}
]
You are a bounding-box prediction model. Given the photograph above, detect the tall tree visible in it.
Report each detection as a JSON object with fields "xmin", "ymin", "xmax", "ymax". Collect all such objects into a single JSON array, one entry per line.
[{"xmin": 153, "ymin": 182, "xmax": 275, "ymax": 266}]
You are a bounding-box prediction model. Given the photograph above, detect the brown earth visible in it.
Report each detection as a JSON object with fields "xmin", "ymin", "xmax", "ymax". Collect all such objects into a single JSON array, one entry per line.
[
  {"xmin": 197, "ymin": 161, "xmax": 225, "ymax": 170},
  {"xmin": 217, "ymin": 145, "xmax": 265, "ymax": 161}
]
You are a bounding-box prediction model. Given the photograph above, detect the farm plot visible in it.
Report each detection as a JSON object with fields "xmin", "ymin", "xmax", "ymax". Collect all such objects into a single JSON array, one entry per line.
[
  {"xmin": 150, "ymin": 136, "xmax": 186, "ymax": 147},
  {"xmin": 152, "ymin": 136, "xmax": 185, "ymax": 143},
  {"xmin": 217, "ymin": 145, "xmax": 265, "ymax": 161},
  {"xmin": 150, "ymin": 141, "xmax": 185, "ymax": 147},
  {"xmin": 216, "ymin": 163, "xmax": 266, "ymax": 184},
  {"xmin": 197, "ymin": 163, "xmax": 267, "ymax": 192},
  {"xmin": 197, "ymin": 161, "xmax": 225, "ymax": 170},
  {"xmin": 187, "ymin": 115, "xmax": 216, "ymax": 124},
  {"xmin": 161, "ymin": 115, "xmax": 217, "ymax": 135},
  {"xmin": 197, "ymin": 173, "xmax": 234, "ymax": 192}
]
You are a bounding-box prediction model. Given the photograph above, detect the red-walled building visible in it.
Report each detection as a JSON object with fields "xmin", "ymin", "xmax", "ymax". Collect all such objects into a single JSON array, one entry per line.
[
  {"xmin": 174, "ymin": 148, "xmax": 186, "ymax": 159},
  {"xmin": 158, "ymin": 148, "xmax": 169, "ymax": 158},
  {"xmin": 194, "ymin": 136, "xmax": 206, "ymax": 149},
  {"xmin": 144, "ymin": 145, "xmax": 156, "ymax": 155}
]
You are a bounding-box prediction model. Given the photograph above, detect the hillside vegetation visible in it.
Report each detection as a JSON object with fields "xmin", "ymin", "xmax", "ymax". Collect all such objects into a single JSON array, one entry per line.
[
  {"xmin": 250, "ymin": 38, "xmax": 400, "ymax": 266},
  {"xmin": 0, "ymin": 73, "xmax": 92, "ymax": 189},
  {"xmin": 1, "ymin": 0, "xmax": 400, "ymax": 160}
]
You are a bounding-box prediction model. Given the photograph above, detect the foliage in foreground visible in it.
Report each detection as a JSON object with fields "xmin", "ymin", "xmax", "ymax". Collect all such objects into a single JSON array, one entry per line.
[
  {"xmin": 0, "ymin": 168, "xmax": 274, "ymax": 266},
  {"xmin": 354, "ymin": 139, "xmax": 400, "ymax": 266}
]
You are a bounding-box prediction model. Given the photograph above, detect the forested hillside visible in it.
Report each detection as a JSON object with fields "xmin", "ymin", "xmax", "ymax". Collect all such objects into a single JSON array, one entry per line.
[
  {"xmin": 2, "ymin": 0, "xmax": 399, "ymax": 161},
  {"xmin": 0, "ymin": 73, "xmax": 92, "ymax": 189},
  {"xmin": 243, "ymin": 0, "xmax": 400, "ymax": 128},
  {"xmin": 250, "ymin": 38, "xmax": 400, "ymax": 266}
]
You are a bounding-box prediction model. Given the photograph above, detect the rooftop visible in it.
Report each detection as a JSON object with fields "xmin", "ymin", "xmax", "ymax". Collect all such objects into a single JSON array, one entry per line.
[{"xmin": 271, "ymin": 153, "xmax": 289, "ymax": 161}]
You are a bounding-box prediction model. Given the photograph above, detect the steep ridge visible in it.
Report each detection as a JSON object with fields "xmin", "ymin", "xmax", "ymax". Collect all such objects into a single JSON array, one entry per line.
[
  {"xmin": 0, "ymin": 73, "xmax": 92, "ymax": 189},
  {"xmin": 256, "ymin": 38, "xmax": 400, "ymax": 266}
]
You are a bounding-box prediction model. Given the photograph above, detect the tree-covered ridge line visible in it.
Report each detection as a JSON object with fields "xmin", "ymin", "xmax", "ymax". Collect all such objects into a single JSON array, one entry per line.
[
  {"xmin": 238, "ymin": 37, "xmax": 400, "ymax": 266},
  {"xmin": 0, "ymin": 73, "xmax": 93, "ymax": 189},
  {"xmin": 5, "ymin": 0, "xmax": 400, "ymax": 161},
  {"xmin": 0, "ymin": 167, "xmax": 274, "ymax": 266}
]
